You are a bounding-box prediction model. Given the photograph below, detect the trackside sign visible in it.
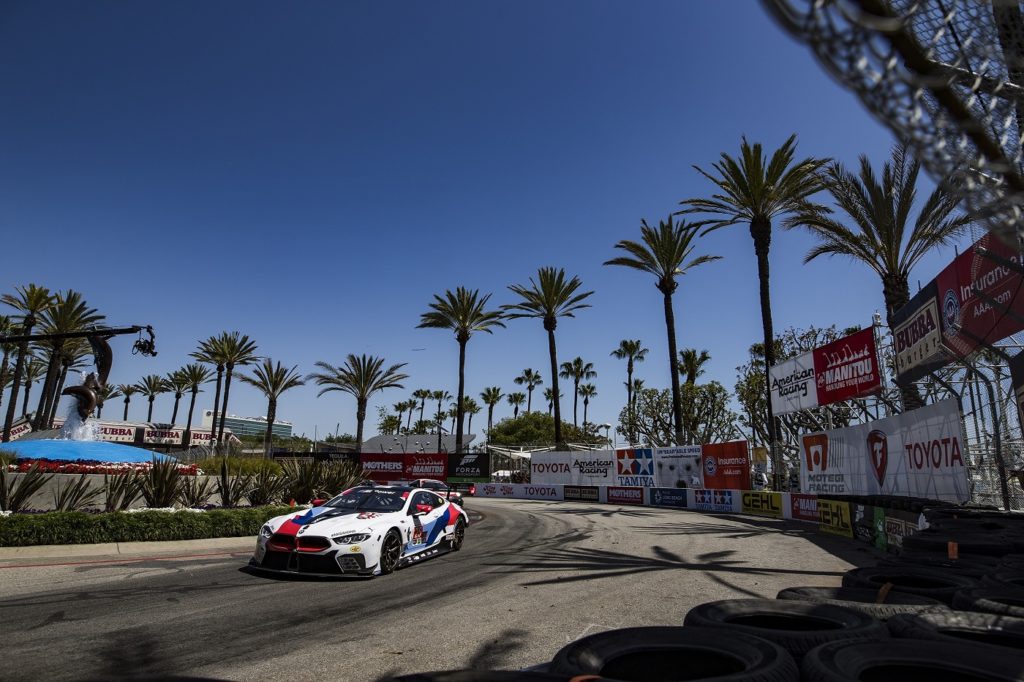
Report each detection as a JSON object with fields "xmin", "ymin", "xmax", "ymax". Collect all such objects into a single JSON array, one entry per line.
[{"xmin": 475, "ymin": 483, "xmax": 564, "ymax": 501}]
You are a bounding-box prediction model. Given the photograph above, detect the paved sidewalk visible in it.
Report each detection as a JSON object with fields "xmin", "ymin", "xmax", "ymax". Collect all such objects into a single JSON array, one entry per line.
[{"xmin": 0, "ymin": 535, "xmax": 256, "ymax": 561}]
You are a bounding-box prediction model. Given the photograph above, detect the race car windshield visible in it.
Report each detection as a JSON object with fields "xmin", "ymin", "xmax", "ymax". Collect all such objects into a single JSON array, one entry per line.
[{"xmin": 324, "ymin": 488, "xmax": 406, "ymax": 512}]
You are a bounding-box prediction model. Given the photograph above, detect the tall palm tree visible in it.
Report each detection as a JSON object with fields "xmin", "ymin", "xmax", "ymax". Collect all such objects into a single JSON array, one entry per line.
[
  {"xmin": 2, "ymin": 284, "xmax": 55, "ymax": 440},
  {"xmin": 117, "ymin": 384, "xmax": 138, "ymax": 421},
  {"xmin": 191, "ymin": 335, "xmax": 227, "ymax": 448},
  {"xmin": 605, "ymin": 216, "xmax": 721, "ymax": 444},
  {"xmin": 431, "ymin": 389, "xmax": 452, "ymax": 451},
  {"xmin": 507, "ymin": 391, "xmax": 526, "ymax": 419},
  {"xmin": 307, "ymin": 354, "xmax": 408, "ymax": 453},
  {"xmin": 543, "ymin": 387, "xmax": 563, "ymax": 416},
  {"xmin": 579, "ymin": 383, "xmax": 598, "ymax": 430},
  {"xmin": 480, "ymin": 386, "xmax": 503, "ymax": 435},
  {"xmin": 165, "ymin": 369, "xmax": 191, "ymax": 424},
  {"xmin": 180, "ymin": 363, "xmax": 214, "ymax": 446},
  {"xmin": 680, "ymin": 134, "xmax": 828, "ymax": 479},
  {"xmin": 788, "ymin": 145, "xmax": 972, "ymax": 411},
  {"xmin": 393, "ymin": 401, "xmax": 408, "ymax": 433},
  {"xmin": 417, "ymin": 287, "xmax": 505, "ymax": 453},
  {"xmin": 240, "ymin": 358, "xmax": 305, "ymax": 457},
  {"xmin": 412, "ymin": 389, "xmax": 432, "ymax": 424},
  {"xmin": 513, "ymin": 368, "xmax": 544, "ymax": 413},
  {"xmin": 212, "ymin": 331, "xmax": 258, "ymax": 444},
  {"xmin": 95, "ymin": 384, "xmax": 121, "ymax": 419},
  {"xmin": 611, "ymin": 339, "xmax": 648, "ymax": 444},
  {"xmin": 559, "ymin": 357, "xmax": 596, "ymax": 428},
  {"xmin": 403, "ymin": 398, "xmax": 418, "ymax": 432},
  {"xmin": 0, "ymin": 315, "xmax": 13, "ymax": 417},
  {"xmin": 463, "ymin": 396, "xmax": 481, "ymax": 435},
  {"xmin": 136, "ymin": 374, "xmax": 168, "ymax": 422},
  {"xmin": 47, "ymin": 337, "xmax": 91, "ymax": 428},
  {"xmin": 504, "ymin": 267, "xmax": 594, "ymax": 447},
  {"xmin": 679, "ymin": 348, "xmax": 711, "ymax": 386},
  {"xmin": 21, "ymin": 356, "xmax": 44, "ymax": 418}
]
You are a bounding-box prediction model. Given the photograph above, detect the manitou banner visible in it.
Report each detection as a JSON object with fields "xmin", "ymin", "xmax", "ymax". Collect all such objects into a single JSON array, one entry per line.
[{"xmin": 800, "ymin": 400, "xmax": 969, "ymax": 503}]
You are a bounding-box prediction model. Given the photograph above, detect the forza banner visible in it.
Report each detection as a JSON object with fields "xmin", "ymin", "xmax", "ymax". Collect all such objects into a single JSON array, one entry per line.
[
  {"xmin": 813, "ymin": 327, "xmax": 881, "ymax": 405},
  {"xmin": 475, "ymin": 483, "xmax": 564, "ymax": 501},
  {"xmin": 892, "ymin": 281, "xmax": 947, "ymax": 384},
  {"xmin": 653, "ymin": 446, "xmax": 703, "ymax": 488},
  {"xmin": 769, "ymin": 351, "xmax": 818, "ymax": 415},
  {"xmin": 800, "ymin": 400, "xmax": 969, "ymax": 503},
  {"xmin": 447, "ymin": 452, "xmax": 490, "ymax": 482},
  {"xmin": 741, "ymin": 491, "xmax": 783, "ymax": 518},
  {"xmin": 701, "ymin": 441, "xmax": 751, "ymax": 491}
]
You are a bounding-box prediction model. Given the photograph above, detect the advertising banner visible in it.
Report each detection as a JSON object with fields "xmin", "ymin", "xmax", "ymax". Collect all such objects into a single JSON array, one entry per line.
[
  {"xmin": 143, "ymin": 428, "xmax": 182, "ymax": 445},
  {"xmin": 530, "ymin": 451, "xmax": 573, "ymax": 484},
  {"xmin": 648, "ymin": 487, "xmax": 689, "ymax": 508},
  {"xmin": 741, "ymin": 491, "xmax": 783, "ymax": 518},
  {"xmin": 693, "ymin": 489, "xmax": 737, "ymax": 513},
  {"xmin": 530, "ymin": 451, "xmax": 616, "ymax": 486},
  {"xmin": 101, "ymin": 424, "xmax": 137, "ymax": 443},
  {"xmin": 790, "ymin": 493, "xmax": 818, "ymax": 522},
  {"xmin": 892, "ymin": 281, "xmax": 947, "ymax": 384},
  {"xmin": 769, "ymin": 351, "xmax": 818, "ymax": 415},
  {"xmin": 653, "ymin": 446, "xmax": 703, "ymax": 488},
  {"xmin": 615, "ymin": 448, "xmax": 656, "ymax": 487},
  {"xmin": 1010, "ymin": 351, "xmax": 1024, "ymax": 437},
  {"xmin": 563, "ymin": 485, "xmax": 600, "ymax": 502},
  {"xmin": 883, "ymin": 509, "xmax": 922, "ymax": 551},
  {"xmin": 851, "ymin": 503, "xmax": 876, "ymax": 545},
  {"xmin": 813, "ymin": 327, "xmax": 881, "ymax": 405},
  {"xmin": 701, "ymin": 441, "xmax": 751, "ymax": 491},
  {"xmin": 818, "ymin": 499, "xmax": 853, "ymax": 537},
  {"xmin": 475, "ymin": 483, "xmax": 564, "ymax": 501},
  {"xmin": 188, "ymin": 430, "xmax": 215, "ymax": 446},
  {"xmin": 404, "ymin": 453, "xmax": 447, "ymax": 480},
  {"xmin": 8, "ymin": 422, "xmax": 32, "ymax": 441},
  {"xmin": 447, "ymin": 452, "xmax": 490, "ymax": 482},
  {"xmin": 800, "ymin": 400, "xmax": 969, "ymax": 503},
  {"xmin": 936, "ymin": 232, "xmax": 1024, "ymax": 358},
  {"xmin": 360, "ymin": 453, "xmax": 406, "ymax": 482},
  {"xmin": 607, "ymin": 486, "xmax": 645, "ymax": 505}
]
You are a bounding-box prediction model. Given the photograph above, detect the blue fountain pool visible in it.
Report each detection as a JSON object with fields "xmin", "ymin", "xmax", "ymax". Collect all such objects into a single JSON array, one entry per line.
[{"xmin": 0, "ymin": 439, "xmax": 174, "ymax": 463}]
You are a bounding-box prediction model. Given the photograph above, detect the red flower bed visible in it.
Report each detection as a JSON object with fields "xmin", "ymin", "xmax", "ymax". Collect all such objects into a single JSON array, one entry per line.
[{"xmin": 5, "ymin": 459, "xmax": 201, "ymax": 476}]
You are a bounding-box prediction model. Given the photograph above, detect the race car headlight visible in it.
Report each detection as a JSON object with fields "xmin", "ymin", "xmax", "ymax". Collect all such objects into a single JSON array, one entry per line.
[
  {"xmin": 333, "ymin": 533, "xmax": 371, "ymax": 544},
  {"xmin": 259, "ymin": 524, "xmax": 273, "ymax": 539}
]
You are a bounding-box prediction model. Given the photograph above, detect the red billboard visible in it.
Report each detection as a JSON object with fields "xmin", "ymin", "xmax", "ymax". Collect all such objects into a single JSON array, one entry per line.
[
  {"xmin": 812, "ymin": 327, "xmax": 881, "ymax": 405},
  {"xmin": 404, "ymin": 453, "xmax": 447, "ymax": 479},
  {"xmin": 359, "ymin": 453, "xmax": 406, "ymax": 482},
  {"xmin": 700, "ymin": 440, "xmax": 751, "ymax": 490}
]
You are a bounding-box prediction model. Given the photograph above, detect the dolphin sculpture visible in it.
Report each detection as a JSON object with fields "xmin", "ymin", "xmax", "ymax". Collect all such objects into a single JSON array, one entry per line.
[{"xmin": 62, "ymin": 335, "xmax": 114, "ymax": 421}]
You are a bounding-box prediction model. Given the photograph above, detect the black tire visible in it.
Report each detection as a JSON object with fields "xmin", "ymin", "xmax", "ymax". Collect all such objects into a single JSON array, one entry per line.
[
  {"xmin": 379, "ymin": 529, "xmax": 402, "ymax": 575},
  {"xmin": 842, "ymin": 566, "xmax": 977, "ymax": 604},
  {"xmin": 548, "ymin": 626, "xmax": 797, "ymax": 681},
  {"xmin": 800, "ymin": 639, "xmax": 1024, "ymax": 681},
  {"xmin": 953, "ymin": 587, "xmax": 1024, "ymax": 619},
  {"xmin": 901, "ymin": 531, "xmax": 1013, "ymax": 557},
  {"xmin": 887, "ymin": 610, "xmax": 1024, "ymax": 652},
  {"xmin": 390, "ymin": 672, "xmax": 566, "ymax": 681},
  {"xmin": 880, "ymin": 556, "xmax": 991, "ymax": 578},
  {"xmin": 776, "ymin": 586, "xmax": 947, "ymax": 621},
  {"xmin": 682, "ymin": 599, "xmax": 887, "ymax": 660},
  {"xmin": 983, "ymin": 570, "xmax": 1024, "ymax": 591},
  {"xmin": 450, "ymin": 518, "xmax": 466, "ymax": 552}
]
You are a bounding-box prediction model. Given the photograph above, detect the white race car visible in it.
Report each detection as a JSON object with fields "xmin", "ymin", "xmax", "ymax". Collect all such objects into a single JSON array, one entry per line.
[{"xmin": 250, "ymin": 484, "xmax": 469, "ymax": 577}]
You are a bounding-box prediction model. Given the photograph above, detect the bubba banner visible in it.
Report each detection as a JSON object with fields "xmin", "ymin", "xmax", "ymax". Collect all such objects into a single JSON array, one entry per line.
[
  {"xmin": 701, "ymin": 441, "xmax": 751, "ymax": 491},
  {"xmin": 653, "ymin": 446, "xmax": 703, "ymax": 488},
  {"xmin": 770, "ymin": 328, "xmax": 881, "ymax": 415},
  {"xmin": 800, "ymin": 400, "xmax": 969, "ymax": 503},
  {"xmin": 530, "ymin": 451, "xmax": 616, "ymax": 486},
  {"xmin": 892, "ymin": 281, "xmax": 947, "ymax": 384}
]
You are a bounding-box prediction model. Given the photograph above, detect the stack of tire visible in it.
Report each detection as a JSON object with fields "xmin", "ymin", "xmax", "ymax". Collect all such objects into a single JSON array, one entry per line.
[{"xmin": 393, "ymin": 508, "xmax": 1024, "ymax": 681}]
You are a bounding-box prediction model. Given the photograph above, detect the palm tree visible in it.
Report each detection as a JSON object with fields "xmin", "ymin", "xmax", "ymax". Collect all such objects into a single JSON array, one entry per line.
[
  {"xmin": 95, "ymin": 384, "xmax": 121, "ymax": 419},
  {"xmin": 507, "ymin": 391, "xmax": 526, "ymax": 418},
  {"xmin": 117, "ymin": 384, "xmax": 138, "ymax": 421},
  {"xmin": 463, "ymin": 396, "xmax": 481, "ymax": 435},
  {"xmin": 579, "ymin": 383, "xmax": 598, "ymax": 430},
  {"xmin": 180, "ymin": 363, "xmax": 214, "ymax": 446},
  {"xmin": 191, "ymin": 334, "xmax": 227, "ymax": 448},
  {"xmin": 605, "ymin": 216, "xmax": 721, "ymax": 444},
  {"xmin": 480, "ymin": 386, "xmax": 503, "ymax": 435},
  {"xmin": 47, "ymin": 337, "xmax": 91, "ymax": 428},
  {"xmin": 0, "ymin": 315, "xmax": 13, "ymax": 417},
  {"xmin": 513, "ymin": 369, "xmax": 544, "ymax": 413},
  {"xmin": 2, "ymin": 284, "xmax": 55, "ymax": 440},
  {"xmin": 504, "ymin": 267, "xmax": 594, "ymax": 447},
  {"xmin": 21, "ymin": 356, "xmax": 44, "ymax": 418},
  {"xmin": 403, "ymin": 398, "xmax": 418, "ymax": 432},
  {"xmin": 611, "ymin": 339, "xmax": 648, "ymax": 444},
  {"xmin": 679, "ymin": 348, "xmax": 711, "ymax": 386},
  {"xmin": 165, "ymin": 369, "xmax": 191, "ymax": 424},
  {"xmin": 136, "ymin": 374, "xmax": 168, "ymax": 422},
  {"xmin": 680, "ymin": 134, "xmax": 828, "ymax": 479},
  {"xmin": 393, "ymin": 401, "xmax": 408, "ymax": 433},
  {"xmin": 412, "ymin": 389, "xmax": 432, "ymax": 424},
  {"xmin": 240, "ymin": 358, "xmax": 305, "ymax": 457},
  {"xmin": 307, "ymin": 354, "xmax": 408, "ymax": 453},
  {"xmin": 431, "ymin": 389, "xmax": 452, "ymax": 451},
  {"xmin": 788, "ymin": 145, "xmax": 972, "ymax": 411},
  {"xmin": 418, "ymin": 287, "xmax": 505, "ymax": 453},
  {"xmin": 212, "ymin": 331, "xmax": 258, "ymax": 444},
  {"xmin": 559, "ymin": 357, "xmax": 596, "ymax": 428},
  {"xmin": 543, "ymin": 387, "xmax": 563, "ymax": 416}
]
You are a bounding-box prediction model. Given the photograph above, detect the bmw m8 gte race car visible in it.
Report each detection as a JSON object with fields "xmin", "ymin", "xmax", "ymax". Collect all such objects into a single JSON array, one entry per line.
[{"xmin": 250, "ymin": 485, "xmax": 469, "ymax": 577}]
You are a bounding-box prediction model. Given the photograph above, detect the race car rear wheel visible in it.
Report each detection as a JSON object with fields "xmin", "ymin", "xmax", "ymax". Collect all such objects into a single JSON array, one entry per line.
[
  {"xmin": 450, "ymin": 519, "xmax": 466, "ymax": 552},
  {"xmin": 380, "ymin": 529, "xmax": 402, "ymax": 575}
]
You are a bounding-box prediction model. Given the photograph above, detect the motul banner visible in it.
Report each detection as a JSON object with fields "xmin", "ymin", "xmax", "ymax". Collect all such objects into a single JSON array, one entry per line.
[
  {"xmin": 701, "ymin": 441, "xmax": 751, "ymax": 491},
  {"xmin": 403, "ymin": 453, "xmax": 447, "ymax": 479},
  {"xmin": 892, "ymin": 281, "xmax": 947, "ymax": 384},
  {"xmin": 530, "ymin": 451, "xmax": 615, "ymax": 486},
  {"xmin": 813, "ymin": 327, "xmax": 881, "ymax": 405},
  {"xmin": 800, "ymin": 400, "xmax": 969, "ymax": 503},
  {"xmin": 652, "ymin": 446, "xmax": 703, "ymax": 488},
  {"xmin": 936, "ymin": 232, "xmax": 1024, "ymax": 358},
  {"xmin": 769, "ymin": 351, "xmax": 818, "ymax": 415},
  {"xmin": 359, "ymin": 453, "xmax": 406, "ymax": 482}
]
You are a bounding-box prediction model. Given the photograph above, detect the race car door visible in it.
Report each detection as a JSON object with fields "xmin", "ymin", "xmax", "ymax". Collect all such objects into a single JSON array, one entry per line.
[{"xmin": 405, "ymin": 491, "xmax": 447, "ymax": 554}]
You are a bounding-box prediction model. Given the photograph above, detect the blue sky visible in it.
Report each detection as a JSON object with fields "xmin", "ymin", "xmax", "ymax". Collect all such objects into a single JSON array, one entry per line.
[{"xmin": 0, "ymin": 2, "xmax": 974, "ymax": 444}]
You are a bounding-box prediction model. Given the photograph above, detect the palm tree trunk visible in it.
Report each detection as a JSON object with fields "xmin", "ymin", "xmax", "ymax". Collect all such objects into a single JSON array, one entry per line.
[
  {"xmin": 47, "ymin": 362, "xmax": 69, "ymax": 428},
  {"xmin": 883, "ymin": 273, "xmax": 926, "ymax": 412},
  {"xmin": 583, "ymin": 398, "xmax": 589, "ymax": 427},
  {"xmin": 514, "ymin": 404, "xmax": 520, "ymax": 419},
  {"xmin": 355, "ymin": 399, "xmax": 366, "ymax": 454},
  {"xmin": 123, "ymin": 396, "xmax": 131, "ymax": 421},
  {"xmin": 573, "ymin": 378, "xmax": 580, "ymax": 427},
  {"xmin": 662, "ymin": 289, "xmax": 684, "ymax": 444},
  {"xmin": 455, "ymin": 338, "xmax": 467, "ymax": 454},
  {"xmin": 419, "ymin": 398, "xmax": 425, "ymax": 423},
  {"xmin": 209, "ymin": 366, "xmax": 224, "ymax": 450},
  {"xmin": 406, "ymin": 405, "xmax": 413, "ymax": 432},
  {"xmin": 147, "ymin": 396, "xmax": 155, "ymax": 422},
  {"xmin": 183, "ymin": 389, "xmax": 198, "ymax": 446},
  {"xmin": 97, "ymin": 402, "xmax": 104, "ymax": 419},
  {"xmin": 0, "ymin": 346, "xmax": 11, "ymax": 416},
  {"xmin": 626, "ymin": 358, "xmax": 634, "ymax": 444},
  {"xmin": 22, "ymin": 378, "xmax": 32, "ymax": 417},
  {"xmin": 218, "ymin": 364, "xmax": 235, "ymax": 444},
  {"xmin": 751, "ymin": 218, "xmax": 782, "ymax": 485},
  {"xmin": 467, "ymin": 411, "xmax": 473, "ymax": 434},
  {"xmin": 263, "ymin": 398, "xmax": 276, "ymax": 457},
  {"xmin": 171, "ymin": 394, "xmax": 182, "ymax": 425},
  {"xmin": 34, "ymin": 349, "xmax": 60, "ymax": 429},
  {"xmin": 546, "ymin": 321, "xmax": 562, "ymax": 446},
  {"xmin": 3, "ymin": 337, "xmax": 31, "ymax": 441},
  {"xmin": 487, "ymin": 404, "xmax": 494, "ymax": 434},
  {"xmin": 526, "ymin": 387, "xmax": 532, "ymax": 413}
]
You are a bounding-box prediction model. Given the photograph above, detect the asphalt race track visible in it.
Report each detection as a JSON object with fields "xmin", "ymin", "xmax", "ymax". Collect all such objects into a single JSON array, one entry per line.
[{"xmin": 0, "ymin": 499, "xmax": 879, "ymax": 681}]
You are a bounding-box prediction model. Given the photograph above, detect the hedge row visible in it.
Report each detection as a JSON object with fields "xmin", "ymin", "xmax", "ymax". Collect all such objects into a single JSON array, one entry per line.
[{"xmin": 0, "ymin": 505, "xmax": 295, "ymax": 547}]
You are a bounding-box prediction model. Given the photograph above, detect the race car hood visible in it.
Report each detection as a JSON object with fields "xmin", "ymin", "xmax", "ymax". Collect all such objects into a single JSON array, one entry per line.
[{"xmin": 266, "ymin": 505, "xmax": 402, "ymax": 537}]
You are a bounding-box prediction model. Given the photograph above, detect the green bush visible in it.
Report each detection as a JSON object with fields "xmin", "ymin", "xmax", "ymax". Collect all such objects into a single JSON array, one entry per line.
[
  {"xmin": 0, "ymin": 505, "xmax": 295, "ymax": 547},
  {"xmin": 199, "ymin": 456, "xmax": 281, "ymax": 476}
]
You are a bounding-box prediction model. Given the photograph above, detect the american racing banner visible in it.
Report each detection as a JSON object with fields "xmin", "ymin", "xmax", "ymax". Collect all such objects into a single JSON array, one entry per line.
[
  {"xmin": 701, "ymin": 441, "xmax": 751, "ymax": 491},
  {"xmin": 769, "ymin": 351, "xmax": 818, "ymax": 415},
  {"xmin": 892, "ymin": 281, "xmax": 947, "ymax": 384},
  {"xmin": 530, "ymin": 451, "xmax": 616, "ymax": 486},
  {"xmin": 813, "ymin": 327, "xmax": 881, "ymax": 405},
  {"xmin": 800, "ymin": 400, "xmax": 969, "ymax": 503},
  {"xmin": 653, "ymin": 446, "xmax": 703, "ymax": 488}
]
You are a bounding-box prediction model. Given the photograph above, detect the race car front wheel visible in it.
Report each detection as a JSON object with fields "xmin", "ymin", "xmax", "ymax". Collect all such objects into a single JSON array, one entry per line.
[
  {"xmin": 450, "ymin": 519, "xmax": 466, "ymax": 552},
  {"xmin": 380, "ymin": 530, "xmax": 402, "ymax": 575}
]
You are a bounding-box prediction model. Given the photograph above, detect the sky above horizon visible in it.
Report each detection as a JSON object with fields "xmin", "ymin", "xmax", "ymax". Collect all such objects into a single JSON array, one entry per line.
[{"xmin": 0, "ymin": 1, "xmax": 979, "ymax": 445}]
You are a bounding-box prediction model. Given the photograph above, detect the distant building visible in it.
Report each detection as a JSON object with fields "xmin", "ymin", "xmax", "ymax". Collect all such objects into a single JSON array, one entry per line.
[
  {"xmin": 361, "ymin": 433, "xmax": 475, "ymax": 454},
  {"xmin": 201, "ymin": 410, "xmax": 293, "ymax": 439}
]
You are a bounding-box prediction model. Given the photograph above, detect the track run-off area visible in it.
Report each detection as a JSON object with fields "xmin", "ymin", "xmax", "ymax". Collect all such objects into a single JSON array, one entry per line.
[{"xmin": 0, "ymin": 498, "xmax": 879, "ymax": 681}]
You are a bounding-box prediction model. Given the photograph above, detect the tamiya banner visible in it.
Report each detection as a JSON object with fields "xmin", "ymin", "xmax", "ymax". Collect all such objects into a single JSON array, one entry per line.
[
  {"xmin": 701, "ymin": 441, "xmax": 751, "ymax": 491},
  {"xmin": 693, "ymin": 489, "xmax": 738, "ymax": 513},
  {"xmin": 615, "ymin": 448, "xmax": 656, "ymax": 487},
  {"xmin": 800, "ymin": 400, "xmax": 969, "ymax": 503},
  {"xmin": 936, "ymin": 232, "xmax": 1024, "ymax": 358},
  {"xmin": 813, "ymin": 327, "xmax": 881, "ymax": 405},
  {"xmin": 447, "ymin": 452, "xmax": 490, "ymax": 482},
  {"xmin": 769, "ymin": 351, "xmax": 818, "ymax": 415},
  {"xmin": 653, "ymin": 446, "xmax": 703, "ymax": 488},
  {"xmin": 892, "ymin": 281, "xmax": 947, "ymax": 384},
  {"xmin": 530, "ymin": 451, "xmax": 616, "ymax": 486}
]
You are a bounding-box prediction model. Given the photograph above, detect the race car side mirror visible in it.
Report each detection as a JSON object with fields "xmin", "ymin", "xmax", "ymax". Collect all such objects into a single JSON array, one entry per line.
[{"xmin": 311, "ymin": 498, "xmax": 325, "ymax": 507}]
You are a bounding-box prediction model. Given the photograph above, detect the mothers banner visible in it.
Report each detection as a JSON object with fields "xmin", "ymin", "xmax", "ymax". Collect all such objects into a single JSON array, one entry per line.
[{"xmin": 800, "ymin": 400, "xmax": 969, "ymax": 503}]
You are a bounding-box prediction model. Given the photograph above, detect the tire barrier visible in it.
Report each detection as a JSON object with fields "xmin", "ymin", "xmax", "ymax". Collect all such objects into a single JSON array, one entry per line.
[
  {"xmin": 953, "ymin": 587, "xmax": 1024, "ymax": 619},
  {"xmin": 887, "ymin": 610, "xmax": 1024, "ymax": 652},
  {"xmin": 391, "ymin": 672, "xmax": 569, "ymax": 682},
  {"xmin": 547, "ymin": 626, "xmax": 798, "ymax": 682},
  {"xmin": 879, "ymin": 556, "xmax": 992, "ymax": 579},
  {"xmin": 775, "ymin": 586, "xmax": 947, "ymax": 621},
  {"xmin": 799, "ymin": 639, "xmax": 1024, "ymax": 681},
  {"xmin": 842, "ymin": 566, "xmax": 978, "ymax": 604},
  {"xmin": 983, "ymin": 570, "xmax": 1024, "ymax": 591},
  {"xmin": 681, "ymin": 600, "xmax": 887, "ymax": 660},
  {"xmin": 900, "ymin": 530, "xmax": 1017, "ymax": 557}
]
